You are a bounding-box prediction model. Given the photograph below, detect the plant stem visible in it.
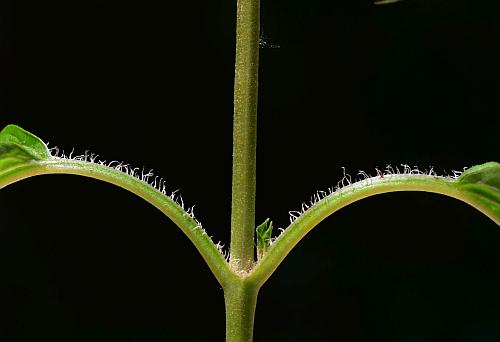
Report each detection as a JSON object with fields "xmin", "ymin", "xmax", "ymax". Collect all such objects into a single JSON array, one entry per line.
[
  {"xmin": 230, "ymin": 0, "xmax": 260, "ymax": 273},
  {"xmin": 224, "ymin": 281, "xmax": 259, "ymax": 342},
  {"xmin": 226, "ymin": 0, "xmax": 261, "ymax": 339}
]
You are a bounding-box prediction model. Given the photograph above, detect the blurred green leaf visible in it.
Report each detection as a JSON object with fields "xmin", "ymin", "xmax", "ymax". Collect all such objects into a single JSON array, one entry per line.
[{"xmin": 374, "ymin": 0, "xmax": 401, "ymax": 5}]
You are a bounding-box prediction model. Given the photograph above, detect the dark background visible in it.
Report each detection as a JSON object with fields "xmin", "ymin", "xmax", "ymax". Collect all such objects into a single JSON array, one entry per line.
[{"xmin": 1, "ymin": 0, "xmax": 500, "ymax": 340}]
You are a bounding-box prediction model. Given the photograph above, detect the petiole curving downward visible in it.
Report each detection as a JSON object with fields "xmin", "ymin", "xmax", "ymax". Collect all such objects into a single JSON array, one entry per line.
[
  {"xmin": 0, "ymin": 124, "xmax": 237, "ymax": 287},
  {"xmin": 249, "ymin": 162, "xmax": 500, "ymax": 286}
]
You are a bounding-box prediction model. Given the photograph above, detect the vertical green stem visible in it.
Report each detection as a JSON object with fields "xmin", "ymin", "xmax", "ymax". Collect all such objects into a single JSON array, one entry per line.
[
  {"xmin": 224, "ymin": 282, "xmax": 259, "ymax": 342},
  {"xmin": 226, "ymin": 0, "xmax": 260, "ymax": 340},
  {"xmin": 230, "ymin": 0, "xmax": 260, "ymax": 273}
]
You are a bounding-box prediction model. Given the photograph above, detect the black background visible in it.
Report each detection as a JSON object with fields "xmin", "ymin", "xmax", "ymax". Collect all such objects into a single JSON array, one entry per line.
[{"xmin": 1, "ymin": 0, "xmax": 500, "ymax": 340}]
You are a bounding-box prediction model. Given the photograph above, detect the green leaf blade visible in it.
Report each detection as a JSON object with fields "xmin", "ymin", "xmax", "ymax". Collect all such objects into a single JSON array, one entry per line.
[
  {"xmin": 456, "ymin": 162, "xmax": 500, "ymax": 219},
  {"xmin": 0, "ymin": 144, "xmax": 34, "ymax": 170},
  {"xmin": 0, "ymin": 124, "xmax": 50, "ymax": 160},
  {"xmin": 0, "ymin": 125, "xmax": 50, "ymax": 178}
]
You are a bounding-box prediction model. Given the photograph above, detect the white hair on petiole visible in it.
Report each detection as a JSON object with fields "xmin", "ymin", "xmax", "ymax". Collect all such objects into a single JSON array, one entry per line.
[
  {"xmin": 282, "ymin": 164, "xmax": 457, "ymax": 238},
  {"xmin": 47, "ymin": 144, "xmax": 229, "ymax": 259}
]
